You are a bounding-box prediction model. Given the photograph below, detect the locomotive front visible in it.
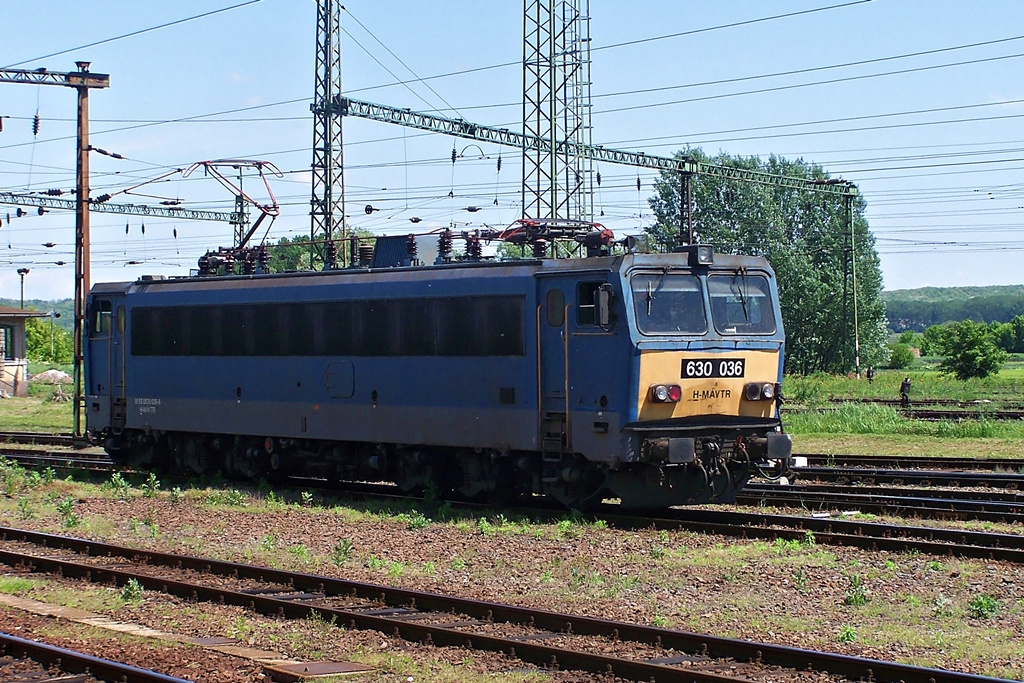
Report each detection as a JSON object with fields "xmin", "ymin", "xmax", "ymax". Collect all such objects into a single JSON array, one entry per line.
[{"xmin": 602, "ymin": 247, "xmax": 791, "ymax": 507}]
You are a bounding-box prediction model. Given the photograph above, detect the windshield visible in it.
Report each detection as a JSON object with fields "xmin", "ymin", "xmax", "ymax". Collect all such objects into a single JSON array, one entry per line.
[
  {"xmin": 630, "ymin": 273, "xmax": 707, "ymax": 335},
  {"xmin": 707, "ymin": 272, "xmax": 776, "ymax": 335}
]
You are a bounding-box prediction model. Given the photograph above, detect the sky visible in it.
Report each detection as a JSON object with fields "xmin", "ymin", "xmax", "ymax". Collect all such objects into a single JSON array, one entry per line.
[{"xmin": 1, "ymin": 0, "xmax": 1023, "ymax": 301}]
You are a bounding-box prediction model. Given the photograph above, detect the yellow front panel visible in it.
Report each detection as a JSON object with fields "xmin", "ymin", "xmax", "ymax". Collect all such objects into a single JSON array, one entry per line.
[{"xmin": 636, "ymin": 349, "xmax": 780, "ymax": 421}]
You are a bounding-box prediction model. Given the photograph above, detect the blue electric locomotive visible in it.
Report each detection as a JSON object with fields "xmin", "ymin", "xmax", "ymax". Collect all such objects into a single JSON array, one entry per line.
[{"xmin": 85, "ymin": 231, "xmax": 791, "ymax": 508}]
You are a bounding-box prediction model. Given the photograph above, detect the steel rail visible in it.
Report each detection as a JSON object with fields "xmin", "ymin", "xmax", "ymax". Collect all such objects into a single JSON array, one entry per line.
[
  {"xmin": 794, "ymin": 466, "xmax": 1024, "ymax": 488},
  {"xmin": 0, "ymin": 526, "xmax": 1009, "ymax": 683},
  {"xmin": 0, "ymin": 448, "xmax": 113, "ymax": 471},
  {"xmin": 602, "ymin": 507, "xmax": 1024, "ymax": 560},
  {"xmin": 0, "ymin": 631, "xmax": 189, "ymax": 683},
  {"xmin": 0, "ymin": 431, "xmax": 74, "ymax": 447},
  {"xmin": 756, "ymin": 481, "xmax": 1024, "ymax": 504},
  {"xmin": 793, "ymin": 453, "xmax": 1024, "ymax": 471},
  {"xmin": 737, "ymin": 487, "xmax": 1024, "ymax": 524}
]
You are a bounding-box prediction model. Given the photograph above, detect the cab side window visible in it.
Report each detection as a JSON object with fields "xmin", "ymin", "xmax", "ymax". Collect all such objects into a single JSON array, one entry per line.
[
  {"xmin": 92, "ymin": 300, "xmax": 113, "ymax": 336},
  {"xmin": 576, "ymin": 281, "xmax": 605, "ymax": 325}
]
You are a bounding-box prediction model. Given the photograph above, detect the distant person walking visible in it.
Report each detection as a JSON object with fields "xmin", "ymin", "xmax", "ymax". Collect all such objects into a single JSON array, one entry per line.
[
  {"xmin": 866, "ymin": 366, "xmax": 874, "ymax": 384},
  {"xmin": 899, "ymin": 376, "xmax": 911, "ymax": 408}
]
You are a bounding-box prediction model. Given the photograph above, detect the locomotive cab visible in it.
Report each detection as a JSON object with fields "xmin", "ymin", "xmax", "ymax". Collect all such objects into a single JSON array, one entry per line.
[{"xmin": 610, "ymin": 250, "xmax": 791, "ymax": 507}]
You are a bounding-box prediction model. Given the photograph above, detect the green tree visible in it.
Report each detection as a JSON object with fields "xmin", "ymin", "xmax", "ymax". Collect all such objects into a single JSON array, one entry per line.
[
  {"xmin": 897, "ymin": 330, "xmax": 918, "ymax": 346},
  {"xmin": 886, "ymin": 342, "xmax": 914, "ymax": 370},
  {"xmin": 24, "ymin": 316, "xmax": 73, "ymax": 365},
  {"xmin": 990, "ymin": 315, "xmax": 1024, "ymax": 353},
  {"xmin": 267, "ymin": 235, "xmax": 313, "ymax": 272},
  {"xmin": 920, "ymin": 323, "xmax": 953, "ymax": 356},
  {"xmin": 937, "ymin": 320, "xmax": 1007, "ymax": 380},
  {"xmin": 648, "ymin": 149, "xmax": 887, "ymax": 374}
]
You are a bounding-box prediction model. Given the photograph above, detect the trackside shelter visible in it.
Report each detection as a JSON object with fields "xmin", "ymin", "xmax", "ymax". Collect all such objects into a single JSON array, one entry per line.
[{"xmin": 0, "ymin": 305, "xmax": 47, "ymax": 397}]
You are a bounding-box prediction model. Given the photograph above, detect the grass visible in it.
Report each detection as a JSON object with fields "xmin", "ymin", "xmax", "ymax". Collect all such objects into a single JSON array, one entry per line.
[
  {"xmin": 786, "ymin": 367, "xmax": 1024, "ymax": 406},
  {"xmin": 0, "ymin": 395, "xmax": 73, "ymax": 432},
  {"xmin": 785, "ymin": 402, "xmax": 1024, "ymax": 439}
]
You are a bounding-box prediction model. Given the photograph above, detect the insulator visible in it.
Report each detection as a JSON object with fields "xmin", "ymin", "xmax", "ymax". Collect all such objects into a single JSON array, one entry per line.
[
  {"xmin": 496, "ymin": 154, "xmax": 502, "ymax": 173},
  {"xmin": 349, "ymin": 236, "xmax": 358, "ymax": 267},
  {"xmin": 93, "ymin": 194, "xmax": 111, "ymax": 203},
  {"xmin": 197, "ymin": 254, "xmax": 211, "ymax": 276},
  {"xmin": 437, "ymin": 229, "xmax": 453, "ymax": 262},
  {"xmin": 325, "ymin": 240, "xmax": 338, "ymax": 268},
  {"xmin": 467, "ymin": 235, "xmax": 482, "ymax": 260},
  {"xmin": 141, "ymin": 223, "xmax": 146, "ymax": 235},
  {"xmin": 636, "ymin": 176, "xmax": 641, "ymax": 192},
  {"xmin": 358, "ymin": 243, "xmax": 374, "ymax": 267},
  {"xmin": 125, "ymin": 222, "xmax": 129, "ymax": 234},
  {"xmin": 44, "ymin": 189, "xmax": 63, "ymax": 196},
  {"xmin": 37, "ymin": 207, "xmax": 46, "ymax": 216},
  {"xmin": 0, "ymin": 117, "xmax": 4, "ymax": 133},
  {"xmin": 257, "ymin": 245, "xmax": 270, "ymax": 266},
  {"xmin": 173, "ymin": 228, "xmax": 178, "ymax": 239},
  {"xmin": 32, "ymin": 112, "xmax": 40, "ymax": 137},
  {"xmin": 451, "ymin": 147, "xmax": 457, "ymax": 164},
  {"xmin": 16, "ymin": 209, "xmax": 25, "ymax": 218},
  {"xmin": 532, "ymin": 239, "xmax": 548, "ymax": 259},
  {"xmin": 596, "ymin": 171, "xmax": 601, "ymax": 186},
  {"xmin": 406, "ymin": 234, "xmax": 417, "ymax": 260}
]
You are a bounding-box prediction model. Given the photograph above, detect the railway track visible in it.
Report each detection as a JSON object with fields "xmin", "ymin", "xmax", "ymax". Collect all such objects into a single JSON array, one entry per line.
[
  {"xmin": 0, "ymin": 631, "xmax": 188, "ymax": 683},
  {"xmin": 0, "ymin": 431, "xmax": 74, "ymax": 447},
  {"xmin": 0, "ymin": 526, "xmax": 1008, "ymax": 683},
  {"xmin": 0, "ymin": 447, "xmax": 112, "ymax": 471},
  {"xmin": 4, "ymin": 446, "xmax": 1023, "ymax": 556},
  {"xmin": 794, "ymin": 405, "xmax": 1024, "ymax": 421},
  {"xmin": 793, "ymin": 466, "xmax": 1024, "ymax": 488},
  {"xmin": 831, "ymin": 397, "xmax": 1024, "ymax": 410},
  {"xmin": 601, "ymin": 505, "xmax": 1024, "ymax": 563},
  {"xmin": 794, "ymin": 453, "xmax": 1024, "ymax": 471},
  {"xmin": 739, "ymin": 483, "xmax": 1024, "ymax": 524}
]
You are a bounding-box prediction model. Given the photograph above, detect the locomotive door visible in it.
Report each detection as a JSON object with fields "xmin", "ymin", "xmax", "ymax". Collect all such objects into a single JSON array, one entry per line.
[
  {"xmin": 538, "ymin": 280, "xmax": 571, "ymax": 456},
  {"xmin": 86, "ymin": 297, "xmax": 126, "ymax": 431}
]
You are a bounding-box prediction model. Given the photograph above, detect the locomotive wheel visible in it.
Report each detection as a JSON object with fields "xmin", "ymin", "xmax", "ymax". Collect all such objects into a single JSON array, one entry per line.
[
  {"xmin": 175, "ymin": 435, "xmax": 213, "ymax": 475},
  {"xmin": 454, "ymin": 450, "xmax": 521, "ymax": 505},
  {"xmin": 541, "ymin": 454, "xmax": 606, "ymax": 511}
]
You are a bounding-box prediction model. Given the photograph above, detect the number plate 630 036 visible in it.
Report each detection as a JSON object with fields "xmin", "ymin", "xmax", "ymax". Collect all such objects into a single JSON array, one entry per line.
[{"xmin": 681, "ymin": 358, "xmax": 745, "ymax": 379}]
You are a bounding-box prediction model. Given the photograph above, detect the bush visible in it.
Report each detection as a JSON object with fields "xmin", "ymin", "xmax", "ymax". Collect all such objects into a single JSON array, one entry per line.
[
  {"xmin": 887, "ymin": 342, "xmax": 915, "ymax": 369},
  {"xmin": 937, "ymin": 320, "xmax": 1007, "ymax": 380}
]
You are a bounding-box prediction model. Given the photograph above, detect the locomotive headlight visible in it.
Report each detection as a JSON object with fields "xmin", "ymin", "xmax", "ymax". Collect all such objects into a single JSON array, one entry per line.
[
  {"xmin": 744, "ymin": 382, "xmax": 776, "ymax": 401},
  {"xmin": 695, "ymin": 245, "xmax": 714, "ymax": 265},
  {"xmin": 650, "ymin": 384, "xmax": 682, "ymax": 403}
]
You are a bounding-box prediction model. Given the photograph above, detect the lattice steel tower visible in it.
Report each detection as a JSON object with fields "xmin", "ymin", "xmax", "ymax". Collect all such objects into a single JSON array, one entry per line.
[
  {"xmin": 522, "ymin": 0, "xmax": 593, "ymax": 221},
  {"xmin": 310, "ymin": 0, "xmax": 346, "ymax": 265}
]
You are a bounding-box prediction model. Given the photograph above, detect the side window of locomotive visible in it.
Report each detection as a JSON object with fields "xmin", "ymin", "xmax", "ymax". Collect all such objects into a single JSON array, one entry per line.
[
  {"xmin": 707, "ymin": 273, "xmax": 777, "ymax": 335},
  {"xmin": 575, "ymin": 281, "xmax": 604, "ymax": 326},
  {"xmin": 546, "ymin": 289, "xmax": 565, "ymax": 327},
  {"xmin": 630, "ymin": 273, "xmax": 707, "ymax": 335},
  {"xmin": 91, "ymin": 299, "xmax": 113, "ymax": 337}
]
